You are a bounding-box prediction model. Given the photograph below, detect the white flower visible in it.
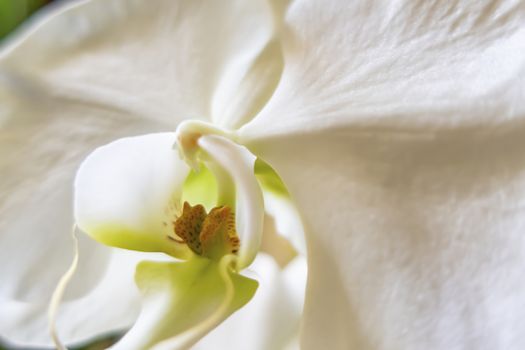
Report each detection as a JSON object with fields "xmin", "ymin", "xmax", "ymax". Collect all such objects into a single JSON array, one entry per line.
[{"xmin": 2, "ymin": 0, "xmax": 525, "ymax": 349}]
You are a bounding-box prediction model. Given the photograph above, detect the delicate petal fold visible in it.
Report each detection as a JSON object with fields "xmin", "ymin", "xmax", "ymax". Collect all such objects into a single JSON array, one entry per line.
[
  {"xmin": 209, "ymin": 0, "xmax": 287, "ymax": 129},
  {"xmin": 112, "ymin": 256, "xmax": 258, "ymax": 350},
  {"xmin": 241, "ymin": 0, "xmax": 525, "ymax": 138},
  {"xmin": 212, "ymin": 39, "xmax": 284, "ymax": 130},
  {"xmin": 74, "ymin": 133, "xmax": 191, "ymax": 258}
]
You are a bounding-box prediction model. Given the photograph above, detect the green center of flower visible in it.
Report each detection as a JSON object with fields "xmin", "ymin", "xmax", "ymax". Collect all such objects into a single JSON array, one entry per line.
[{"xmin": 173, "ymin": 201, "xmax": 240, "ymax": 260}]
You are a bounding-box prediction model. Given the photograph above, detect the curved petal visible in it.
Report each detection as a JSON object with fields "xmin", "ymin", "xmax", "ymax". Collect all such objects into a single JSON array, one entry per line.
[
  {"xmin": 241, "ymin": 0, "xmax": 525, "ymax": 138},
  {"xmin": 193, "ymin": 254, "xmax": 307, "ymax": 350},
  {"xmin": 0, "ymin": 249, "xmax": 156, "ymax": 348},
  {"xmin": 74, "ymin": 133, "xmax": 191, "ymax": 258},
  {"xmin": 238, "ymin": 2, "xmax": 525, "ymax": 348},
  {"xmin": 244, "ymin": 128, "xmax": 525, "ymax": 350},
  {"xmin": 111, "ymin": 256, "xmax": 258, "ymax": 350},
  {"xmin": 212, "ymin": 39, "xmax": 284, "ymax": 129}
]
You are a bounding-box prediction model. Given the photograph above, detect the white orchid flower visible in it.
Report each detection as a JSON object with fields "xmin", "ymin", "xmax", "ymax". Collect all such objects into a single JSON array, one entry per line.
[{"xmin": 2, "ymin": 0, "xmax": 525, "ymax": 350}]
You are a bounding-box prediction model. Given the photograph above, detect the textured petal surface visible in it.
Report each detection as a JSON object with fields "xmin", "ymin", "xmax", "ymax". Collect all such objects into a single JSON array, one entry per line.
[
  {"xmin": 1, "ymin": 0, "xmax": 280, "ymax": 126},
  {"xmin": 0, "ymin": 0, "xmax": 280, "ymax": 305},
  {"xmin": 242, "ymin": 0, "xmax": 525, "ymax": 138},
  {"xmin": 75, "ymin": 133, "xmax": 191, "ymax": 257},
  {"xmin": 240, "ymin": 1, "xmax": 525, "ymax": 349},
  {"xmin": 0, "ymin": 98, "xmax": 164, "ymax": 303}
]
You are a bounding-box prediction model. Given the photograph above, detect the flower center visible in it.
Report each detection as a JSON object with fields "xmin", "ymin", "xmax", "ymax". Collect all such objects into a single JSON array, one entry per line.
[{"xmin": 172, "ymin": 201, "xmax": 240, "ymax": 260}]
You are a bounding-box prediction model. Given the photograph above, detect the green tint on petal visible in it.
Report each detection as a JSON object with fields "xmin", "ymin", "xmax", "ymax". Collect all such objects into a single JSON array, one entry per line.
[
  {"xmin": 112, "ymin": 256, "xmax": 258, "ymax": 350},
  {"xmin": 0, "ymin": 0, "xmax": 49, "ymax": 39},
  {"xmin": 182, "ymin": 165, "xmax": 218, "ymax": 212},
  {"xmin": 74, "ymin": 133, "xmax": 191, "ymax": 259},
  {"xmin": 84, "ymin": 223, "xmax": 191, "ymax": 259},
  {"xmin": 254, "ymin": 158, "xmax": 289, "ymax": 197},
  {"xmin": 255, "ymin": 158, "xmax": 307, "ymax": 254}
]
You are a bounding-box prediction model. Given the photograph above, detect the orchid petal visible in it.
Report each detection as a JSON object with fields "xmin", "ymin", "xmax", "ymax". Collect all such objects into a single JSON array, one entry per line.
[
  {"xmin": 262, "ymin": 189, "xmax": 306, "ymax": 256},
  {"xmin": 1, "ymin": 0, "xmax": 280, "ymax": 126},
  {"xmin": 239, "ymin": 1, "xmax": 525, "ymax": 348},
  {"xmin": 245, "ymin": 128, "xmax": 525, "ymax": 349},
  {"xmin": 241, "ymin": 0, "xmax": 525, "ymax": 138},
  {"xmin": 210, "ymin": 0, "xmax": 288, "ymax": 129},
  {"xmin": 112, "ymin": 255, "xmax": 257, "ymax": 350},
  {"xmin": 74, "ymin": 133, "xmax": 191, "ymax": 258},
  {"xmin": 212, "ymin": 39, "xmax": 284, "ymax": 130}
]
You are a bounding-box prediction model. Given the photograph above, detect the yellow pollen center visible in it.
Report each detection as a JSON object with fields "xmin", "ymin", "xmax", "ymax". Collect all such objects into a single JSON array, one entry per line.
[{"xmin": 173, "ymin": 201, "xmax": 240, "ymax": 260}]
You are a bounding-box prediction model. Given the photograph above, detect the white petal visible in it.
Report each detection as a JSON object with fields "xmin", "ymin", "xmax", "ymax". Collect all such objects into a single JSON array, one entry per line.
[
  {"xmin": 209, "ymin": 0, "xmax": 287, "ymax": 129},
  {"xmin": 237, "ymin": 3, "xmax": 525, "ymax": 347},
  {"xmin": 74, "ymin": 133, "xmax": 191, "ymax": 257},
  {"xmin": 242, "ymin": 126, "xmax": 525, "ymax": 349},
  {"xmin": 193, "ymin": 254, "xmax": 307, "ymax": 350},
  {"xmin": 0, "ymin": 131, "xmax": 127, "ymax": 304},
  {"xmin": 212, "ymin": 39, "xmax": 283, "ymax": 130},
  {"xmin": 1, "ymin": 0, "xmax": 280, "ymax": 126},
  {"xmin": 241, "ymin": 0, "xmax": 525, "ymax": 138},
  {"xmin": 0, "ymin": 249, "xmax": 155, "ymax": 348},
  {"xmin": 198, "ymin": 135, "xmax": 264, "ymax": 268},
  {"xmin": 263, "ymin": 190, "xmax": 306, "ymax": 255}
]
